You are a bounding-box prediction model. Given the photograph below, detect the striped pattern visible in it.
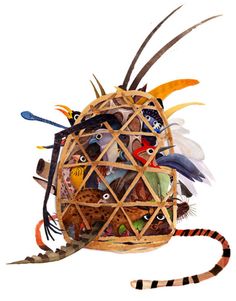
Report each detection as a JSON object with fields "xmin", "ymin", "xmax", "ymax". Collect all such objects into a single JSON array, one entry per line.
[
  {"xmin": 131, "ymin": 228, "xmax": 230, "ymax": 289},
  {"xmin": 8, "ymin": 222, "xmax": 103, "ymax": 264}
]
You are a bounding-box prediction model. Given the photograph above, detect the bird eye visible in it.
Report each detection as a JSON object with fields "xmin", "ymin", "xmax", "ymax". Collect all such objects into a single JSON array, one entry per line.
[
  {"xmin": 103, "ymin": 193, "xmax": 110, "ymax": 200},
  {"xmin": 74, "ymin": 114, "xmax": 80, "ymax": 121},
  {"xmin": 96, "ymin": 133, "xmax": 103, "ymax": 140},
  {"xmin": 143, "ymin": 214, "xmax": 151, "ymax": 221},
  {"xmin": 79, "ymin": 156, "xmax": 86, "ymax": 162},
  {"xmin": 153, "ymin": 120, "xmax": 162, "ymax": 129},
  {"xmin": 156, "ymin": 214, "xmax": 165, "ymax": 221},
  {"xmin": 146, "ymin": 148, "xmax": 154, "ymax": 155},
  {"xmin": 145, "ymin": 115, "xmax": 151, "ymax": 121}
]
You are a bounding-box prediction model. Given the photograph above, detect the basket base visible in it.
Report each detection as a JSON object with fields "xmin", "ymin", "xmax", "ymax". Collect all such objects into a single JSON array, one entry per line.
[{"xmin": 84, "ymin": 235, "xmax": 172, "ymax": 253}]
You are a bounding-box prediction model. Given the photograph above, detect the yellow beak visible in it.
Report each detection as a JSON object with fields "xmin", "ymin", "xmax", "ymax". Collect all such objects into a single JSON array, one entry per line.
[{"xmin": 55, "ymin": 104, "xmax": 73, "ymax": 119}]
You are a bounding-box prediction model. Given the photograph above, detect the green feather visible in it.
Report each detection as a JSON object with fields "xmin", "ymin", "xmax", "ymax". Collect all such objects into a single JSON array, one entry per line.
[{"xmin": 144, "ymin": 171, "xmax": 170, "ymax": 197}]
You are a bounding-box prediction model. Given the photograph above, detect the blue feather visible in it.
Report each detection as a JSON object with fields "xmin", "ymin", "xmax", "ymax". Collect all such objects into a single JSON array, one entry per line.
[
  {"xmin": 156, "ymin": 153, "xmax": 205, "ymax": 182},
  {"xmin": 21, "ymin": 111, "xmax": 67, "ymax": 129}
]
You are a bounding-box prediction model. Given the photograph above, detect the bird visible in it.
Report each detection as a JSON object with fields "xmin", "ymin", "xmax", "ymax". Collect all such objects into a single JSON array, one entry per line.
[
  {"xmin": 132, "ymin": 139, "xmax": 171, "ymax": 198},
  {"xmin": 89, "ymin": 130, "xmax": 119, "ymax": 175},
  {"xmin": 69, "ymin": 154, "xmax": 87, "ymax": 190},
  {"xmin": 142, "ymin": 102, "xmax": 164, "ymax": 134},
  {"xmin": 55, "ymin": 105, "xmax": 81, "ymax": 126},
  {"xmin": 133, "ymin": 138, "xmax": 206, "ymax": 183}
]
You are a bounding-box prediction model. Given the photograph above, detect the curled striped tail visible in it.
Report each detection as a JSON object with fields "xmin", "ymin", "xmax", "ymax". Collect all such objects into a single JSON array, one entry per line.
[{"xmin": 131, "ymin": 229, "xmax": 230, "ymax": 289}]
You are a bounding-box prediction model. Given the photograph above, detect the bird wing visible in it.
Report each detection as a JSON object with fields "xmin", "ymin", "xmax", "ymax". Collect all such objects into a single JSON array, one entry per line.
[{"xmin": 157, "ymin": 154, "xmax": 205, "ymax": 182}]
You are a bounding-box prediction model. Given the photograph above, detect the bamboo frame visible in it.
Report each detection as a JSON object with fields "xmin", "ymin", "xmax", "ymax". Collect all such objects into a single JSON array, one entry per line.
[{"xmin": 56, "ymin": 90, "xmax": 177, "ymax": 252}]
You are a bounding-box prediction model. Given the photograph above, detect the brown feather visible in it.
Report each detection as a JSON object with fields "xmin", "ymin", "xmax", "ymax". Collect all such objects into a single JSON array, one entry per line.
[
  {"xmin": 93, "ymin": 74, "xmax": 106, "ymax": 95},
  {"xmin": 129, "ymin": 15, "xmax": 221, "ymax": 90},
  {"xmin": 121, "ymin": 5, "xmax": 183, "ymax": 90},
  {"xmin": 90, "ymin": 80, "xmax": 100, "ymax": 98}
]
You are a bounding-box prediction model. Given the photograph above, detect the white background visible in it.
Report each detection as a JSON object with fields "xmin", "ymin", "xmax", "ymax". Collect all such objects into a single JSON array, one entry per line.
[{"xmin": 0, "ymin": 0, "xmax": 235, "ymax": 300}]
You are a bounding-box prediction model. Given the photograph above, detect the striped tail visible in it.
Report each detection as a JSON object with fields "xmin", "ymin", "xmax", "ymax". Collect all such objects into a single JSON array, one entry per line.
[
  {"xmin": 8, "ymin": 222, "xmax": 103, "ymax": 264},
  {"xmin": 131, "ymin": 228, "xmax": 230, "ymax": 289}
]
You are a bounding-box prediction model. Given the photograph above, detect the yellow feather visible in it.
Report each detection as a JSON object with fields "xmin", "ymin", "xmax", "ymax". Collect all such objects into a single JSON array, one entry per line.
[
  {"xmin": 137, "ymin": 79, "xmax": 199, "ymax": 105},
  {"xmin": 164, "ymin": 102, "xmax": 205, "ymax": 118},
  {"xmin": 70, "ymin": 167, "xmax": 86, "ymax": 190}
]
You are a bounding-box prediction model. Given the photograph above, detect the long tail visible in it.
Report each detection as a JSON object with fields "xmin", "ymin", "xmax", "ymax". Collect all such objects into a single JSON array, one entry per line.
[
  {"xmin": 8, "ymin": 222, "xmax": 103, "ymax": 264},
  {"xmin": 131, "ymin": 228, "xmax": 230, "ymax": 289}
]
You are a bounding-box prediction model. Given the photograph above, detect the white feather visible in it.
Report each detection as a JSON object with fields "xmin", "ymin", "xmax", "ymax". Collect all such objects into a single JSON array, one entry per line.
[
  {"xmin": 168, "ymin": 118, "xmax": 213, "ymax": 187},
  {"xmin": 169, "ymin": 118, "xmax": 205, "ymax": 161}
]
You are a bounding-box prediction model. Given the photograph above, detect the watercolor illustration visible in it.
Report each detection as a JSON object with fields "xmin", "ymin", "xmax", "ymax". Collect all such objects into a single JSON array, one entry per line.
[{"xmin": 9, "ymin": 5, "xmax": 230, "ymax": 290}]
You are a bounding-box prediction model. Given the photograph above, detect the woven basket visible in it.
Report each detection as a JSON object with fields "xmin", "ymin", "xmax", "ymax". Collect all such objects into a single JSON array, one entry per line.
[{"xmin": 56, "ymin": 90, "xmax": 177, "ymax": 253}]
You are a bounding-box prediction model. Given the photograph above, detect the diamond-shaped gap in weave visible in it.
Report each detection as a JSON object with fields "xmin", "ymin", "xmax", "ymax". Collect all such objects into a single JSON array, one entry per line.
[
  {"xmin": 94, "ymin": 167, "xmax": 120, "ymax": 204},
  {"xmin": 61, "ymin": 202, "xmax": 92, "ymax": 233},
  {"xmin": 124, "ymin": 177, "xmax": 150, "ymax": 202},
  {"xmin": 140, "ymin": 207, "xmax": 173, "ymax": 237},
  {"xmin": 108, "ymin": 206, "xmax": 150, "ymax": 238},
  {"xmin": 106, "ymin": 208, "xmax": 137, "ymax": 237}
]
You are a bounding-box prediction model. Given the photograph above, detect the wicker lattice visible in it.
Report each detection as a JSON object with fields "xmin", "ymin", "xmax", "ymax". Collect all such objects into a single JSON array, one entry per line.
[{"xmin": 56, "ymin": 90, "xmax": 177, "ymax": 252}]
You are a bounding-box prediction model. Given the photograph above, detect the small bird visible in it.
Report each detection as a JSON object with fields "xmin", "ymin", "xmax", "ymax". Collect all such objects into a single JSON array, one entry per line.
[
  {"xmin": 142, "ymin": 103, "xmax": 164, "ymax": 133},
  {"xmin": 70, "ymin": 154, "xmax": 87, "ymax": 190},
  {"xmin": 89, "ymin": 130, "xmax": 120, "ymax": 175},
  {"xmin": 133, "ymin": 138, "xmax": 205, "ymax": 183},
  {"xmin": 133, "ymin": 139, "xmax": 171, "ymax": 198},
  {"xmin": 55, "ymin": 104, "xmax": 81, "ymax": 126}
]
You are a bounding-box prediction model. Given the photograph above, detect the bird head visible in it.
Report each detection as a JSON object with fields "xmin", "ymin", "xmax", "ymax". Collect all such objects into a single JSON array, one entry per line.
[
  {"xmin": 133, "ymin": 138, "xmax": 174, "ymax": 168},
  {"xmin": 133, "ymin": 141, "xmax": 157, "ymax": 167},
  {"xmin": 133, "ymin": 138, "xmax": 157, "ymax": 168},
  {"xmin": 55, "ymin": 105, "xmax": 81, "ymax": 126},
  {"xmin": 72, "ymin": 154, "xmax": 87, "ymax": 163}
]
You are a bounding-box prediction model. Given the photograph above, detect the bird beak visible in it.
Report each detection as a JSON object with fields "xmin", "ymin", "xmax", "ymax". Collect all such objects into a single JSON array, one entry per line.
[
  {"xmin": 72, "ymin": 154, "xmax": 81, "ymax": 161},
  {"xmin": 55, "ymin": 105, "xmax": 73, "ymax": 119},
  {"xmin": 89, "ymin": 137, "xmax": 97, "ymax": 145}
]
